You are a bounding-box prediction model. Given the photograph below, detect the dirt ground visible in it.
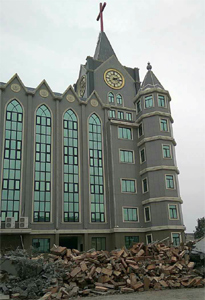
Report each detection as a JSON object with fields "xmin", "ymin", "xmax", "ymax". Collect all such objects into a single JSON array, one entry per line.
[{"xmin": 84, "ymin": 288, "xmax": 205, "ymax": 300}]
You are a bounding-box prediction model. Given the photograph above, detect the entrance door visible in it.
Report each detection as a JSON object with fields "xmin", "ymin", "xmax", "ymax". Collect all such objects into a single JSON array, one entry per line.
[{"xmin": 59, "ymin": 236, "xmax": 83, "ymax": 251}]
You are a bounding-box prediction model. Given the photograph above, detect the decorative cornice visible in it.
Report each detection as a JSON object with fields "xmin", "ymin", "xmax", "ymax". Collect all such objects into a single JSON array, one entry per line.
[
  {"xmin": 140, "ymin": 165, "xmax": 179, "ymax": 176},
  {"xmin": 110, "ymin": 120, "xmax": 139, "ymax": 127},
  {"xmin": 134, "ymin": 88, "xmax": 171, "ymax": 103},
  {"xmin": 137, "ymin": 136, "xmax": 177, "ymax": 147},
  {"xmin": 136, "ymin": 111, "xmax": 174, "ymax": 123},
  {"xmin": 110, "ymin": 105, "xmax": 136, "ymax": 112},
  {"xmin": 0, "ymin": 225, "xmax": 185, "ymax": 234},
  {"xmin": 142, "ymin": 197, "xmax": 183, "ymax": 205}
]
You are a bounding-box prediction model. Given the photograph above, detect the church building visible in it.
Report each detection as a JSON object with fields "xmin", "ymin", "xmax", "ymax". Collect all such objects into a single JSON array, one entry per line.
[{"xmin": 0, "ymin": 4, "xmax": 185, "ymax": 252}]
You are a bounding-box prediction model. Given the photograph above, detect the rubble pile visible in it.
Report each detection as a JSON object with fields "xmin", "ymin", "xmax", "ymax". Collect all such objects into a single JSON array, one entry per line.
[{"xmin": 0, "ymin": 242, "xmax": 205, "ymax": 299}]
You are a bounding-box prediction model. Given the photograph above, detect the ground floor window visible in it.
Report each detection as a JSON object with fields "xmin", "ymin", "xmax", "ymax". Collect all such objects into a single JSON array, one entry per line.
[
  {"xmin": 125, "ymin": 236, "xmax": 139, "ymax": 248},
  {"xmin": 146, "ymin": 234, "xmax": 153, "ymax": 244},
  {"xmin": 91, "ymin": 237, "xmax": 106, "ymax": 251},
  {"xmin": 172, "ymin": 233, "xmax": 181, "ymax": 246},
  {"xmin": 32, "ymin": 238, "xmax": 50, "ymax": 253}
]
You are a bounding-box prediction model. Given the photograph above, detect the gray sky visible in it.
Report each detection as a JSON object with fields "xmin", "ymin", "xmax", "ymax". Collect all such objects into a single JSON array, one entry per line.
[{"xmin": 0, "ymin": 0, "xmax": 204, "ymax": 233}]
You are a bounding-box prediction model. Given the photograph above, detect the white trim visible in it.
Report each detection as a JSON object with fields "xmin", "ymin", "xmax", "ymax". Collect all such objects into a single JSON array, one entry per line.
[
  {"xmin": 61, "ymin": 107, "xmax": 81, "ymax": 224},
  {"xmin": 144, "ymin": 94, "xmax": 155, "ymax": 110},
  {"xmin": 120, "ymin": 178, "xmax": 137, "ymax": 194},
  {"xmin": 159, "ymin": 117, "xmax": 170, "ymax": 132},
  {"xmin": 144, "ymin": 206, "xmax": 151, "ymax": 222},
  {"xmin": 32, "ymin": 103, "xmax": 53, "ymax": 223},
  {"xmin": 142, "ymin": 197, "xmax": 183, "ymax": 205},
  {"xmin": 139, "ymin": 147, "xmax": 146, "ymax": 164},
  {"xmin": 0, "ymin": 98, "xmax": 25, "ymax": 221},
  {"xmin": 119, "ymin": 149, "xmax": 135, "ymax": 164},
  {"xmin": 137, "ymin": 111, "xmax": 173, "ymax": 124},
  {"xmin": 117, "ymin": 126, "xmax": 134, "ymax": 140},
  {"xmin": 137, "ymin": 135, "xmax": 176, "ymax": 147},
  {"xmin": 134, "ymin": 88, "xmax": 171, "ymax": 103},
  {"xmin": 146, "ymin": 233, "xmax": 153, "ymax": 244},
  {"xmin": 165, "ymin": 174, "xmax": 176, "ymax": 190},
  {"xmin": 142, "ymin": 177, "xmax": 149, "ymax": 194},
  {"xmin": 122, "ymin": 206, "xmax": 139, "ymax": 223},
  {"xmin": 171, "ymin": 232, "xmax": 182, "ymax": 246},
  {"xmin": 87, "ymin": 112, "xmax": 107, "ymax": 224},
  {"xmin": 162, "ymin": 143, "xmax": 172, "ymax": 159},
  {"xmin": 157, "ymin": 93, "xmax": 167, "ymax": 108},
  {"xmin": 140, "ymin": 166, "xmax": 179, "ymax": 176},
  {"xmin": 136, "ymin": 99, "xmax": 142, "ymax": 115},
  {"xmin": 168, "ymin": 203, "xmax": 179, "ymax": 220},
  {"xmin": 138, "ymin": 122, "xmax": 144, "ymax": 138},
  {"xmin": 0, "ymin": 225, "xmax": 186, "ymax": 235}
]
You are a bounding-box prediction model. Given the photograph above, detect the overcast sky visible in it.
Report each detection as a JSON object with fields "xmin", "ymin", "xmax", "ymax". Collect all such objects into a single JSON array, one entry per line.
[{"xmin": 0, "ymin": 0, "xmax": 204, "ymax": 233}]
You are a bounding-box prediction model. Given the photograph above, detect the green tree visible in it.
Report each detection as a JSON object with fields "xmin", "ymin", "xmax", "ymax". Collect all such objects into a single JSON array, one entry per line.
[{"xmin": 194, "ymin": 217, "xmax": 205, "ymax": 239}]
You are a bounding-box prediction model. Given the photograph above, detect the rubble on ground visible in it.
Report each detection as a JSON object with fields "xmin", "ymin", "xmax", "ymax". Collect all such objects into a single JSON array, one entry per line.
[{"xmin": 0, "ymin": 242, "xmax": 204, "ymax": 299}]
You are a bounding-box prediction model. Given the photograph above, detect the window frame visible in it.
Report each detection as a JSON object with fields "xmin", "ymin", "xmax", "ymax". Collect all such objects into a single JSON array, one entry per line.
[
  {"xmin": 122, "ymin": 206, "xmax": 139, "ymax": 223},
  {"xmin": 136, "ymin": 99, "xmax": 142, "ymax": 114},
  {"xmin": 140, "ymin": 147, "xmax": 146, "ymax": 164},
  {"xmin": 118, "ymin": 126, "xmax": 133, "ymax": 140},
  {"xmin": 126, "ymin": 112, "xmax": 132, "ymax": 121},
  {"xmin": 168, "ymin": 204, "xmax": 179, "ymax": 220},
  {"xmin": 144, "ymin": 94, "xmax": 154, "ymax": 109},
  {"xmin": 32, "ymin": 238, "xmax": 50, "ymax": 253},
  {"xmin": 138, "ymin": 122, "xmax": 144, "ymax": 138},
  {"xmin": 146, "ymin": 234, "xmax": 153, "ymax": 244},
  {"xmin": 125, "ymin": 236, "xmax": 139, "ymax": 248},
  {"xmin": 160, "ymin": 118, "xmax": 169, "ymax": 132},
  {"xmin": 158, "ymin": 94, "xmax": 167, "ymax": 108},
  {"xmin": 162, "ymin": 144, "xmax": 172, "ymax": 159},
  {"xmin": 108, "ymin": 92, "xmax": 115, "ymax": 104},
  {"xmin": 165, "ymin": 174, "xmax": 176, "ymax": 190},
  {"xmin": 142, "ymin": 177, "xmax": 149, "ymax": 193},
  {"xmin": 109, "ymin": 110, "xmax": 116, "ymax": 118},
  {"xmin": 121, "ymin": 178, "xmax": 137, "ymax": 194},
  {"xmin": 144, "ymin": 206, "xmax": 151, "ymax": 222},
  {"xmin": 116, "ymin": 94, "xmax": 123, "ymax": 106},
  {"xmin": 171, "ymin": 232, "xmax": 181, "ymax": 247},
  {"xmin": 119, "ymin": 149, "xmax": 135, "ymax": 164},
  {"xmin": 91, "ymin": 237, "xmax": 106, "ymax": 251},
  {"xmin": 117, "ymin": 111, "xmax": 124, "ymax": 120}
]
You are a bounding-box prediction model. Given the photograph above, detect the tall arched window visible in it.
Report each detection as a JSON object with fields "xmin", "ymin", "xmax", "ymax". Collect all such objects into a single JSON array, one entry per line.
[
  {"xmin": 88, "ymin": 114, "xmax": 105, "ymax": 222},
  {"xmin": 116, "ymin": 94, "xmax": 123, "ymax": 105},
  {"xmin": 1, "ymin": 100, "xmax": 23, "ymax": 221},
  {"xmin": 108, "ymin": 92, "xmax": 114, "ymax": 104},
  {"xmin": 63, "ymin": 109, "xmax": 79, "ymax": 222},
  {"xmin": 33, "ymin": 105, "xmax": 51, "ymax": 222}
]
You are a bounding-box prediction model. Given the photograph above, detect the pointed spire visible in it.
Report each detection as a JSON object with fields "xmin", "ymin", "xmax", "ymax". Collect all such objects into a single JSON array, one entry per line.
[
  {"xmin": 140, "ymin": 62, "xmax": 164, "ymax": 91},
  {"xmin": 93, "ymin": 32, "xmax": 116, "ymax": 61}
]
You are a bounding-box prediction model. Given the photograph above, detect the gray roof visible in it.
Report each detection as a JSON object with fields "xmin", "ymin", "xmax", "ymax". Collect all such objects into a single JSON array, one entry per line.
[
  {"xmin": 140, "ymin": 63, "xmax": 164, "ymax": 91},
  {"xmin": 94, "ymin": 32, "xmax": 116, "ymax": 61}
]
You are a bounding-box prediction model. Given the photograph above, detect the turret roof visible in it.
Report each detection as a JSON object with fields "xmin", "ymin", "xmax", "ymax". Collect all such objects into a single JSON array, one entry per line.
[{"xmin": 140, "ymin": 62, "xmax": 164, "ymax": 91}]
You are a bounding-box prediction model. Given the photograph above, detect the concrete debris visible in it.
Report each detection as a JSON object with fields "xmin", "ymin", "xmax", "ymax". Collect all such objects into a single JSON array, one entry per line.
[{"xmin": 0, "ymin": 242, "xmax": 204, "ymax": 299}]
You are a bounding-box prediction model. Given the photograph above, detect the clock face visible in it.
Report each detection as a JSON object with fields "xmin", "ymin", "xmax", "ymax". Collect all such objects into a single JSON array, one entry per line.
[
  {"xmin": 78, "ymin": 75, "xmax": 86, "ymax": 97},
  {"xmin": 104, "ymin": 69, "xmax": 125, "ymax": 89}
]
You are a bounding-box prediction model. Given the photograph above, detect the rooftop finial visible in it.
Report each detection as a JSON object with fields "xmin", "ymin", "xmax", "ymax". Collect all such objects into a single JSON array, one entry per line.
[{"xmin": 147, "ymin": 62, "xmax": 152, "ymax": 71}]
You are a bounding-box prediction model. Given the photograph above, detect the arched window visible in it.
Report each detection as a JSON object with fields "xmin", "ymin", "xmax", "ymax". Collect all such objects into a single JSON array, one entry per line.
[
  {"xmin": 33, "ymin": 105, "xmax": 51, "ymax": 222},
  {"xmin": 108, "ymin": 92, "xmax": 114, "ymax": 104},
  {"xmin": 88, "ymin": 114, "xmax": 105, "ymax": 222},
  {"xmin": 63, "ymin": 109, "xmax": 79, "ymax": 222},
  {"xmin": 1, "ymin": 100, "xmax": 23, "ymax": 221},
  {"xmin": 116, "ymin": 94, "xmax": 123, "ymax": 105}
]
